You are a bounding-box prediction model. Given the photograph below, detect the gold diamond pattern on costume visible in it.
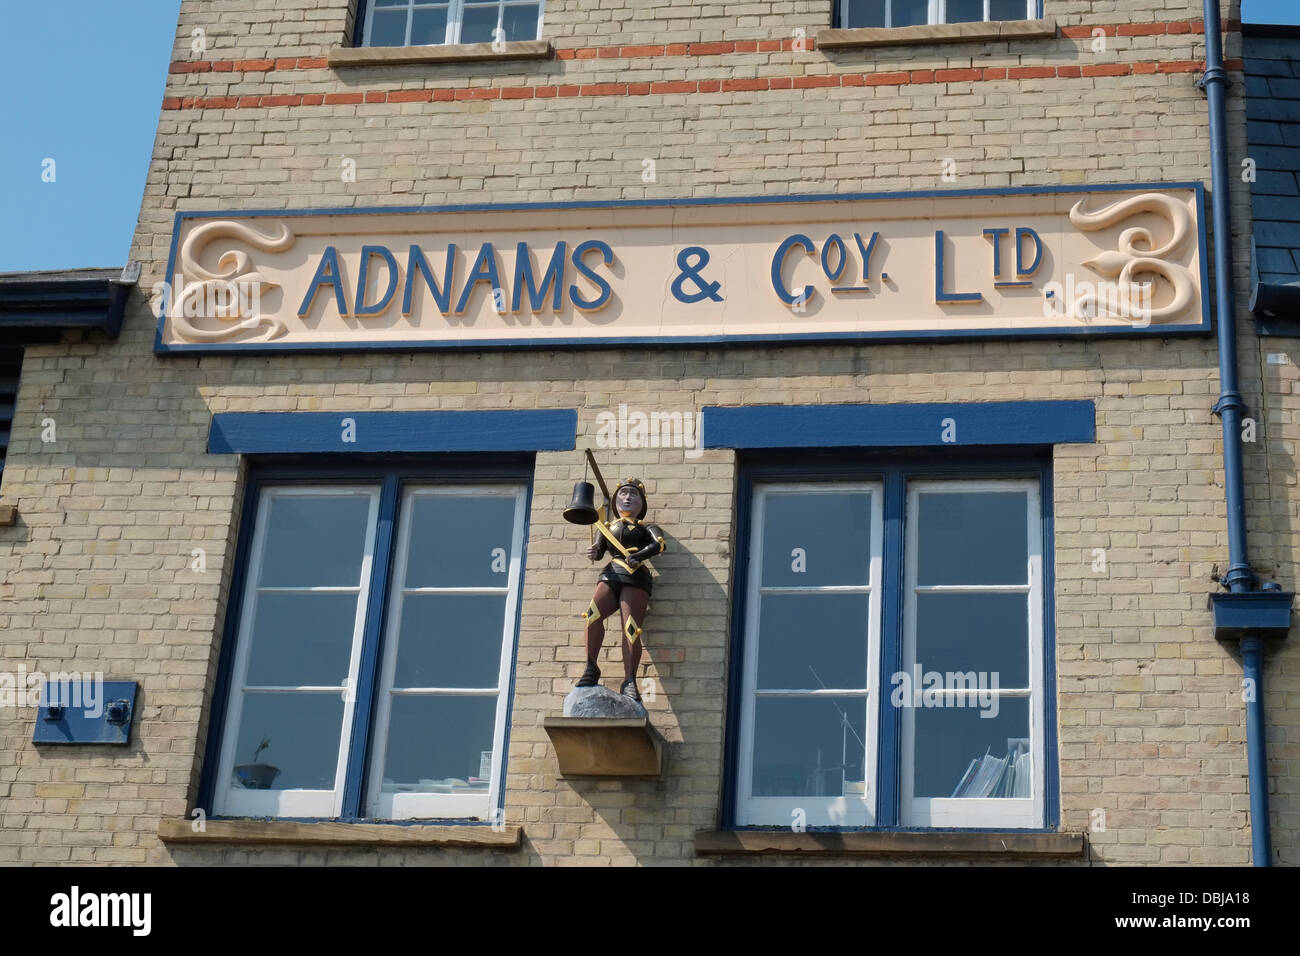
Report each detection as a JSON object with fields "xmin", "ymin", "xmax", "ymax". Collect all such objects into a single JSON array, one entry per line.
[
  {"xmin": 582, "ymin": 599, "xmax": 600, "ymax": 624},
  {"xmin": 624, "ymin": 618, "xmax": 642, "ymax": 645}
]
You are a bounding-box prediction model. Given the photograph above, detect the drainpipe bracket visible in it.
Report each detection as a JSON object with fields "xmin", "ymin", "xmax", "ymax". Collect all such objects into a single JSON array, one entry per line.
[
  {"xmin": 1219, "ymin": 565, "xmax": 1258, "ymax": 592},
  {"xmin": 1211, "ymin": 393, "xmax": 1248, "ymax": 417},
  {"xmin": 1209, "ymin": 590, "xmax": 1293, "ymax": 641},
  {"xmin": 1196, "ymin": 66, "xmax": 1231, "ymax": 93}
]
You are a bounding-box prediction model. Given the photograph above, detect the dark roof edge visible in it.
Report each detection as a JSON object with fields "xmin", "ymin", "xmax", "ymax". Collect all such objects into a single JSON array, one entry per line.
[
  {"xmin": 0, "ymin": 267, "xmax": 134, "ymax": 340},
  {"xmin": 0, "ymin": 267, "xmax": 123, "ymax": 283},
  {"xmin": 1242, "ymin": 22, "xmax": 1300, "ymax": 39}
]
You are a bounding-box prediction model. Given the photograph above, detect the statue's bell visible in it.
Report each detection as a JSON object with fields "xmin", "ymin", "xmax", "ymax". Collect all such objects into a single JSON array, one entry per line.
[{"xmin": 562, "ymin": 481, "xmax": 600, "ymax": 525}]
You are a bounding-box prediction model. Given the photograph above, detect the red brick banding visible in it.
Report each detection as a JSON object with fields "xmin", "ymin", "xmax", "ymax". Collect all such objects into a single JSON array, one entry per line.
[{"xmin": 159, "ymin": 57, "xmax": 1234, "ymax": 110}]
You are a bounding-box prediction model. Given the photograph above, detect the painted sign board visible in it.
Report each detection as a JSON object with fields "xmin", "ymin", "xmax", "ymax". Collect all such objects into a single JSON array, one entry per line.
[{"xmin": 153, "ymin": 183, "xmax": 1210, "ymax": 353}]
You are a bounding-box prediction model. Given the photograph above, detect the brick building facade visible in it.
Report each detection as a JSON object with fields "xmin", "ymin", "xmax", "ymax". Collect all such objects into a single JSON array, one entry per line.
[{"xmin": 1, "ymin": 0, "xmax": 1295, "ymax": 866}]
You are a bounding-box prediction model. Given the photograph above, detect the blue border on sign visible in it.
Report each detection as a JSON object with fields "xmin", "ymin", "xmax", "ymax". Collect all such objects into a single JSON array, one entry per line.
[{"xmin": 154, "ymin": 182, "xmax": 1213, "ymax": 354}]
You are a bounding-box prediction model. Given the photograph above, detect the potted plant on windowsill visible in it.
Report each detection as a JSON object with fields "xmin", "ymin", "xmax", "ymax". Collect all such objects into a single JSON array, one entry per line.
[{"xmin": 234, "ymin": 736, "xmax": 281, "ymax": 789}]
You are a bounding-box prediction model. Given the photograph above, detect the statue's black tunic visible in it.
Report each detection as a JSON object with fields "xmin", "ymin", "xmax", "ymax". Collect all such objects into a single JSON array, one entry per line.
[{"xmin": 593, "ymin": 517, "xmax": 666, "ymax": 596}]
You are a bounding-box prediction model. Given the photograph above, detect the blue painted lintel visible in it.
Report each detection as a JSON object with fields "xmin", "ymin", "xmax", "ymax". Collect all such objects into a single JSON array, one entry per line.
[
  {"xmin": 701, "ymin": 400, "xmax": 1095, "ymax": 449},
  {"xmin": 208, "ymin": 409, "xmax": 578, "ymax": 454}
]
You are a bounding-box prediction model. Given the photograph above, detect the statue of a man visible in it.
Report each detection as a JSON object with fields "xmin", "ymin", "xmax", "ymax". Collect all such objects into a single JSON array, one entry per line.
[{"xmin": 577, "ymin": 477, "xmax": 666, "ymax": 700}]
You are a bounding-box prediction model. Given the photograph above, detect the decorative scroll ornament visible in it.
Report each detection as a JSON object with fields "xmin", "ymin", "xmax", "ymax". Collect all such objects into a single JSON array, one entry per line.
[
  {"xmin": 1068, "ymin": 193, "xmax": 1196, "ymax": 324},
  {"xmin": 163, "ymin": 220, "xmax": 296, "ymax": 342}
]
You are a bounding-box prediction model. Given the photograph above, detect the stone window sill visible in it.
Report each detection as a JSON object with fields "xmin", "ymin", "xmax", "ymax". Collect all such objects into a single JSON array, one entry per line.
[
  {"xmin": 0, "ymin": 504, "xmax": 16, "ymax": 526},
  {"xmin": 818, "ymin": 17, "xmax": 1057, "ymax": 50},
  {"xmin": 328, "ymin": 40, "xmax": 553, "ymax": 68},
  {"xmin": 695, "ymin": 829, "xmax": 1085, "ymax": 858},
  {"xmin": 157, "ymin": 817, "xmax": 522, "ymax": 849}
]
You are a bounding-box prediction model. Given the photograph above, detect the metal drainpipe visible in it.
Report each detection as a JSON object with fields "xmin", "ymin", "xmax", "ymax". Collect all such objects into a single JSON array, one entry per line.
[
  {"xmin": 1240, "ymin": 636, "xmax": 1270, "ymax": 861},
  {"xmin": 1200, "ymin": 0, "xmax": 1271, "ymax": 866}
]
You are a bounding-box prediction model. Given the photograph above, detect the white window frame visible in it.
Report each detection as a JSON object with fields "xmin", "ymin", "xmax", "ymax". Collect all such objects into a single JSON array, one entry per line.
[
  {"xmin": 213, "ymin": 486, "xmax": 381, "ymax": 820},
  {"xmin": 365, "ymin": 483, "xmax": 527, "ymax": 821},
  {"xmin": 363, "ymin": 0, "xmax": 546, "ymax": 47},
  {"xmin": 735, "ymin": 482, "xmax": 884, "ymax": 828},
  {"xmin": 839, "ymin": 0, "xmax": 1037, "ymax": 29},
  {"xmin": 900, "ymin": 478, "xmax": 1044, "ymax": 828}
]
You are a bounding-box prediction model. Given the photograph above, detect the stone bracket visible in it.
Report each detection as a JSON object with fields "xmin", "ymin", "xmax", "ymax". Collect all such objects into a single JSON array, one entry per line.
[
  {"xmin": 694, "ymin": 829, "xmax": 1086, "ymax": 858},
  {"xmin": 328, "ymin": 39, "xmax": 553, "ymax": 68},
  {"xmin": 817, "ymin": 17, "xmax": 1056, "ymax": 50},
  {"xmin": 543, "ymin": 717, "xmax": 665, "ymax": 777},
  {"xmin": 156, "ymin": 818, "xmax": 522, "ymax": 848}
]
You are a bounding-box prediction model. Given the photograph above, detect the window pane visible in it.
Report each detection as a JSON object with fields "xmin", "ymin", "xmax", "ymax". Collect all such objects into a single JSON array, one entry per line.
[
  {"xmin": 753, "ymin": 696, "xmax": 867, "ymax": 797},
  {"xmin": 990, "ymin": 0, "xmax": 1028, "ymax": 19},
  {"xmin": 892, "ymin": 0, "xmax": 929, "ymax": 26},
  {"xmin": 915, "ymin": 592, "xmax": 1029, "ymax": 687},
  {"xmin": 916, "ymin": 490, "xmax": 1027, "ymax": 585},
  {"xmin": 757, "ymin": 593, "xmax": 869, "ymax": 690},
  {"xmin": 404, "ymin": 494, "xmax": 517, "ymax": 589},
  {"xmin": 501, "ymin": 3, "xmax": 540, "ymax": 40},
  {"xmin": 369, "ymin": 7, "xmax": 408, "ymax": 45},
  {"xmin": 843, "ymin": 0, "xmax": 885, "ymax": 28},
  {"xmin": 913, "ymin": 697, "xmax": 1029, "ymax": 798},
  {"xmin": 411, "ymin": 6, "xmax": 449, "ymax": 44},
  {"xmin": 374, "ymin": 0, "xmax": 408, "ymax": 5},
  {"xmin": 460, "ymin": 2, "xmax": 500, "ymax": 43},
  {"xmin": 259, "ymin": 494, "xmax": 371, "ymax": 588},
  {"xmin": 946, "ymin": 0, "xmax": 985, "ymax": 23},
  {"xmin": 245, "ymin": 592, "xmax": 359, "ymax": 686},
  {"xmin": 231, "ymin": 692, "xmax": 344, "ymax": 790},
  {"xmin": 393, "ymin": 593, "xmax": 507, "ymax": 687},
  {"xmin": 761, "ymin": 491, "xmax": 871, "ymax": 587},
  {"xmin": 381, "ymin": 695, "xmax": 497, "ymax": 791}
]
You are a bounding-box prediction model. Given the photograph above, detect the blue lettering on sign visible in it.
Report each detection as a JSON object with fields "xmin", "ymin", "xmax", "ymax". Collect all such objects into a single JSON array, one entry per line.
[
  {"xmin": 404, "ymin": 244, "xmax": 456, "ymax": 315},
  {"xmin": 771, "ymin": 234, "xmax": 816, "ymax": 306},
  {"xmin": 293, "ymin": 225, "xmax": 1057, "ymax": 324},
  {"xmin": 821, "ymin": 233, "xmax": 848, "ymax": 282},
  {"xmin": 354, "ymin": 245, "xmax": 399, "ymax": 316},
  {"xmin": 455, "ymin": 242, "xmax": 502, "ymax": 316},
  {"xmin": 671, "ymin": 246, "xmax": 724, "ymax": 304},
  {"xmin": 513, "ymin": 240, "xmax": 567, "ymax": 313},
  {"xmin": 982, "ymin": 227, "xmax": 1010, "ymax": 279},
  {"xmin": 853, "ymin": 232, "xmax": 879, "ymax": 282},
  {"xmin": 298, "ymin": 246, "xmax": 350, "ymax": 317},
  {"xmin": 1015, "ymin": 227, "xmax": 1043, "ymax": 278},
  {"xmin": 985, "ymin": 226, "xmax": 1043, "ymax": 288},
  {"xmin": 569, "ymin": 239, "xmax": 614, "ymax": 311},
  {"xmin": 934, "ymin": 230, "xmax": 983, "ymax": 304}
]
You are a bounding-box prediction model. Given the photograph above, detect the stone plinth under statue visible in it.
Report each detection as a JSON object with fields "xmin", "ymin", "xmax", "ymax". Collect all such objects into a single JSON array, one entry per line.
[
  {"xmin": 563, "ymin": 684, "xmax": 647, "ymax": 719},
  {"xmin": 544, "ymin": 686, "xmax": 664, "ymax": 777}
]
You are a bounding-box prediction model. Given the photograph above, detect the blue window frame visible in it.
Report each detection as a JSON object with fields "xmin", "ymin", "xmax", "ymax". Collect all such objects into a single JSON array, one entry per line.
[
  {"xmin": 722, "ymin": 449, "xmax": 1059, "ymax": 831},
  {"xmin": 197, "ymin": 455, "xmax": 533, "ymax": 824},
  {"xmin": 355, "ymin": 0, "xmax": 545, "ymax": 47}
]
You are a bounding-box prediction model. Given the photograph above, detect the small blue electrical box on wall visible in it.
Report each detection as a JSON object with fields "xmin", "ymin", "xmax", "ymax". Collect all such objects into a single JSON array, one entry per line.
[{"xmin": 32, "ymin": 679, "xmax": 137, "ymax": 745}]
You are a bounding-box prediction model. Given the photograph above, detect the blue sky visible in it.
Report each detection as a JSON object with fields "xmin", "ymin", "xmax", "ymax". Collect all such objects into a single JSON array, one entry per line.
[
  {"xmin": 1244, "ymin": 0, "xmax": 1300, "ymax": 26},
  {"xmin": 0, "ymin": 0, "xmax": 1297, "ymax": 273},
  {"xmin": 0, "ymin": 1, "xmax": 181, "ymax": 272}
]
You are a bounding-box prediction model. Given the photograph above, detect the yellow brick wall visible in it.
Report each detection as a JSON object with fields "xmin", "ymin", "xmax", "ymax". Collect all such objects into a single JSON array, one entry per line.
[{"xmin": 1, "ymin": 0, "xmax": 1295, "ymax": 866}]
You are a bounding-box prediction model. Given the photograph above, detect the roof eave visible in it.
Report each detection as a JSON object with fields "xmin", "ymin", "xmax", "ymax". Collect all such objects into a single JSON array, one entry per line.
[{"xmin": 0, "ymin": 273, "xmax": 133, "ymax": 339}]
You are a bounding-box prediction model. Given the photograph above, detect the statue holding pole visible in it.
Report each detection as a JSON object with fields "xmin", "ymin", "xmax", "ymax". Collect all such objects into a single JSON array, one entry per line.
[{"xmin": 562, "ymin": 452, "xmax": 667, "ymax": 701}]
